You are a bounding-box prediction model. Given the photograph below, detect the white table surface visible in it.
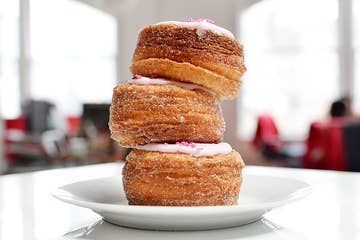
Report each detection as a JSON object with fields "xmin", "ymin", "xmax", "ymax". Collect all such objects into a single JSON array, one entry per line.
[{"xmin": 0, "ymin": 162, "xmax": 359, "ymax": 240}]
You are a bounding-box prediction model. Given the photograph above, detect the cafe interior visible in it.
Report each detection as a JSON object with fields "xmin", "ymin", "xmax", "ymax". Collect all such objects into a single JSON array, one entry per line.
[
  {"xmin": 1, "ymin": 1, "xmax": 360, "ymax": 240},
  {"xmin": 1, "ymin": 0, "xmax": 360, "ymax": 174}
]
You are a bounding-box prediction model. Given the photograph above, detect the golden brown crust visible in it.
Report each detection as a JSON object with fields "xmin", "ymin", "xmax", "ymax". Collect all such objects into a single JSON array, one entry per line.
[
  {"xmin": 131, "ymin": 24, "xmax": 246, "ymax": 100},
  {"xmin": 109, "ymin": 84, "xmax": 225, "ymax": 147},
  {"xmin": 131, "ymin": 58, "xmax": 240, "ymax": 100},
  {"xmin": 123, "ymin": 150, "xmax": 245, "ymax": 206},
  {"xmin": 133, "ymin": 24, "xmax": 246, "ymax": 79}
]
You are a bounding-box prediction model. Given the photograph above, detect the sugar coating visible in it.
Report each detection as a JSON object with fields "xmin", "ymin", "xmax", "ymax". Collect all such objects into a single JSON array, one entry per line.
[
  {"xmin": 123, "ymin": 149, "xmax": 245, "ymax": 206},
  {"xmin": 109, "ymin": 84, "xmax": 225, "ymax": 147},
  {"xmin": 116, "ymin": 18, "xmax": 246, "ymax": 207}
]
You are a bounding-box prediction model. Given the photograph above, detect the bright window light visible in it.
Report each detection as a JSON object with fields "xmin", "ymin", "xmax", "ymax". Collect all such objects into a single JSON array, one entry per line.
[
  {"xmin": 30, "ymin": 0, "xmax": 117, "ymax": 115},
  {"xmin": 353, "ymin": 0, "xmax": 360, "ymax": 111},
  {"xmin": 238, "ymin": 0, "xmax": 339, "ymax": 140},
  {"xmin": 0, "ymin": 0, "xmax": 20, "ymax": 119}
]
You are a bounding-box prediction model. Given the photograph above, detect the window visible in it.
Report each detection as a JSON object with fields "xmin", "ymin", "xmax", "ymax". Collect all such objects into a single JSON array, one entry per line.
[
  {"xmin": 354, "ymin": 0, "xmax": 360, "ymax": 110},
  {"xmin": 0, "ymin": 0, "xmax": 20, "ymax": 118},
  {"xmin": 30, "ymin": 0, "xmax": 117, "ymax": 115},
  {"xmin": 238, "ymin": 0, "xmax": 339, "ymax": 140}
]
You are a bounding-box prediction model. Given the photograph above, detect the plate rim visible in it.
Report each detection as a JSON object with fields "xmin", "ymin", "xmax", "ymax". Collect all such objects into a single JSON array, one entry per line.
[{"xmin": 52, "ymin": 173, "xmax": 311, "ymax": 216}]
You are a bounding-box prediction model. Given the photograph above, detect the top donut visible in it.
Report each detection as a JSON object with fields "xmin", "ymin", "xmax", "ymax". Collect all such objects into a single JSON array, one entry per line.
[{"xmin": 131, "ymin": 19, "xmax": 246, "ymax": 100}]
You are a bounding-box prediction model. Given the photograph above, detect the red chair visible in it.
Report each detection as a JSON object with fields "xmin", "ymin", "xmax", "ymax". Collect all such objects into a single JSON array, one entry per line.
[
  {"xmin": 323, "ymin": 120, "xmax": 347, "ymax": 171},
  {"xmin": 66, "ymin": 116, "xmax": 81, "ymax": 137},
  {"xmin": 303, "ymin": 119, "xmax": 347, "ymax": 171},
  {"xmin": 4, "ymin": 116, "xmax": 27, "ymax": 163},
  {"xmin": 5, "ymin": 117, "xmax": 26, "ymax": 131},
  {"xmin": 252, "ymin": 114, "xmax": 281, "ymax": 152},
  {"xmin": 302, "ymin": 122, "xmax": 327, "ymax": 169}
]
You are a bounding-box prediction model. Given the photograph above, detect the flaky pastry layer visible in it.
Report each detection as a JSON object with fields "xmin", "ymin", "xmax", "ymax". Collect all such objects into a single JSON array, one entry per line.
[
  {"xmin": 109, "ymin": 84, "xmax": 225, "ymax": 147},
  {"xmin": 131, "ymin": 58, "xmax": 241, "ymax": 100},
  {"xmin": 123, "ymin": 149, "xmax": 245, "ymax": 206},
  {"xmin": 131, "ymin": 24, "xmax": 246, "ymax": 100}
]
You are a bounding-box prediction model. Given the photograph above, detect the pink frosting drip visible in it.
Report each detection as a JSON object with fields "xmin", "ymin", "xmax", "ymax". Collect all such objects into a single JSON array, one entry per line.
[
  {"xmin": 154, "ymin": 20, "xmax": 235, "ymax": 39},
  {"xmin": 128, "ymin": 75, "xmax": 207, "ymax": 91},
  {"xmin": 134, "ymin": 142, "xmax": 232, "ymax": 157}
]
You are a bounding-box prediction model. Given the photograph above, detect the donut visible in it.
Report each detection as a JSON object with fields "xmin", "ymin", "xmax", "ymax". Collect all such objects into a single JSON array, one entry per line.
[
  {"xmin": 131, "ymin": 20, "xmax": 246, "ymax": 100},
  {"xmin": 123, "ymin": 144, "xmax": 244, "ymax": 206},
  {"xmin": 109, "ymin": 80, "xmax": 225, "ymax": 147}
]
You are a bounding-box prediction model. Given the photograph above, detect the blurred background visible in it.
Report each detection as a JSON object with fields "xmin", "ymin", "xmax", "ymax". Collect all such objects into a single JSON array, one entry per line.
[{"xmin": 0, "ymin": 0, "xmax": 359, "ymax": 174}]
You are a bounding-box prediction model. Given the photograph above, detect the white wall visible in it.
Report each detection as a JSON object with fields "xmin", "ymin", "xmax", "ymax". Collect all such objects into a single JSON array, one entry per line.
[
  {"xmin": 115, "ymin": 0, "xmax": 159, "ymax": 83},
  {"xmin": 106, "ymin": 0, "xmax": 250, "ymax": 147}
]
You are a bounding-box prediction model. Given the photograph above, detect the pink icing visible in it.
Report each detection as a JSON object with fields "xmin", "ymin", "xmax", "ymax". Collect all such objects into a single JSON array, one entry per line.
[
  {"xmin": 178, "ymin": 141, "xmax": 197, "ymax": 148},
  {"xmin": 128, "ymin": 76, "xmax": 207, "ymax": 91},
  {"xmin": 130, "ymin": 76, "xmax": 169, "ymax": 85},
  {"xmin": 154, "ymin": 20, "xmax": 235, "ymax": 39},
  {"xmin": 188, "ymin": 18, "xmax": 215, "ymax": 24},
  {"xmin": 134, "ymin": 142, "xmax": 232, "ymax": 157}
]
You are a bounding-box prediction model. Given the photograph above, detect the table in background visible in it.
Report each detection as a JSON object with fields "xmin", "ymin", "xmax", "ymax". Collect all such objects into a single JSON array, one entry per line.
[{"xmin": 0, "ymin": 163, "xmax": 359, "ymax": 240}]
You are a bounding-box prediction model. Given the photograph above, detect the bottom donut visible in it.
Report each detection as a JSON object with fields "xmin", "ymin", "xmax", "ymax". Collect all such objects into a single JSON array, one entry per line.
[{"xmin": 122, "ymin": 147, "xmax": 245, "ymax": 206}]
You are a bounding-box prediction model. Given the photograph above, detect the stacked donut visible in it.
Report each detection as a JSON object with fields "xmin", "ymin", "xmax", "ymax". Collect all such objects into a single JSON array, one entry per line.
[{"xmin": 109, "ymin": 19, "xmax": 246, "ymax": 206}]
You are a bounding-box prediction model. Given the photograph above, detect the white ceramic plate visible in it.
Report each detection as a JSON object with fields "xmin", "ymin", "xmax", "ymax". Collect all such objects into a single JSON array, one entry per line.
[{"xmin": 52, "ymin": 173, "xmax": 311, "ymax": 231}]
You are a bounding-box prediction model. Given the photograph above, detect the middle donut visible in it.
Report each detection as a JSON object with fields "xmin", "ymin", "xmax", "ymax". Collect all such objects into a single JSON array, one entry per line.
[{"xmin": 109, "ymin": 76, "xmax": 225, "ymax": 147}]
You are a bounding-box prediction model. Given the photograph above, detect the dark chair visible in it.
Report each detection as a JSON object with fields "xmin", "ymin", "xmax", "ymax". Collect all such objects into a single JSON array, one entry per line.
[
  {"xmin": 23, "ymin": 100, "xmax": 53, "ymax": 134},
  {"xmin": 343, "ymin": 122, "xmax": 360, "ymax": 172}
]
